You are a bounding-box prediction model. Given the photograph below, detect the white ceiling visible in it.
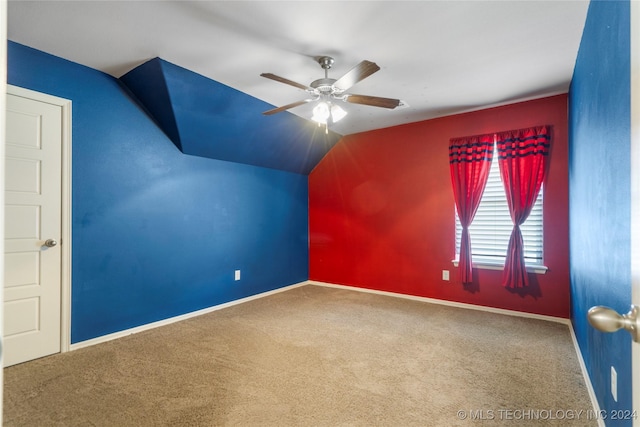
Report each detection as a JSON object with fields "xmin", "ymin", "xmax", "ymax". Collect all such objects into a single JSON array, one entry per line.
[{"xmin": 7, "ymin": 1, "xmax": 590, "ymax": 135}]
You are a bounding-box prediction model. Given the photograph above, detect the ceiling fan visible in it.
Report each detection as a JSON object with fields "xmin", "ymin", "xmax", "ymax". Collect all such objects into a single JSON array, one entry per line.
[{"xmin": 260, "ymin": 56, "xmax": 402, "ymax": 128}]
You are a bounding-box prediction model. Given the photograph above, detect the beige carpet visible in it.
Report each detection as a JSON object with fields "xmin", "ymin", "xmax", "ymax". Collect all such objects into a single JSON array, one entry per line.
[{"xmin": 4, "ymin": 285, "xmax": 596, "ymax": 426}]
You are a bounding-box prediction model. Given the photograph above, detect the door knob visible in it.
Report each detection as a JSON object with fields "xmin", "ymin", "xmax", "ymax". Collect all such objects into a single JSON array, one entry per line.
[
  {"xmin": 587, "ymin": 305, "xmax": 639, "ymax": 342},
  {"xmin": 44, "ymin": 239, "xmax": 58, "ymax": 248}
]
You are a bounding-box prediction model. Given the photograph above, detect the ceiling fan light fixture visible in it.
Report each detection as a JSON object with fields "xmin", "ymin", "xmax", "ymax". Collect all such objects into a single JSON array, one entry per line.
[
  {"xmin": 330, "ymin": 104, "xmax": 347, "ymax": 123},
  {"xmin": 311, "ymin": 101, "xmax": 348, "ymax": 125},
  {"xmin": 311, "ymin": 101, "xmax": 330, "ymax": 124}
]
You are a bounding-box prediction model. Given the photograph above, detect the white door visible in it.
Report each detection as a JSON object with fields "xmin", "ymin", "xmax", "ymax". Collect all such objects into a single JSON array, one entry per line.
[{"xmin": 3, "ymin": 92, "xmax": 63, "ymax": 367}]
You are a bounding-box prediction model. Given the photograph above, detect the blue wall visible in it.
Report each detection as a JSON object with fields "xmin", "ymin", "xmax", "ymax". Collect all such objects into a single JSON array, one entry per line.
[
  {"xmin": 8, "ymin": 41, "xmax": 310, "ymax": 343},
  {"xmin": 569, "ymin": 1, "xmax": 632, "ymax": 424},
  {"xmin": 120, "ymin": 57, "xmax": 341, "ymax": 175}
]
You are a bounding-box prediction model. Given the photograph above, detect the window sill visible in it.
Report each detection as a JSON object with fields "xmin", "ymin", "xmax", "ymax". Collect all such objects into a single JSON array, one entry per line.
[{"xmin": 451, "ymin": 260, "xmax": 548, "ymax": 274}]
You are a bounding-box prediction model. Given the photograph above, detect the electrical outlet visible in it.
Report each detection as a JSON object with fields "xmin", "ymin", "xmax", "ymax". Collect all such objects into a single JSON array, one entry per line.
[
  {"xmin": 442, "ymin": 270, "xmax": 450, "ymax": 281},
  {"xmin": 611, "ymin": 366, "xmax": 617, "ymax": 402},
  {"xmin": 234, "ymin": 270, "xmax": 241, "ymax": 281}
]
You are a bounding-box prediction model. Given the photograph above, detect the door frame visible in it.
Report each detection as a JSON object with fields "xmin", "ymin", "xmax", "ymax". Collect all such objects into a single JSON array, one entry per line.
[
  {"xmin": 1, "ymin": 0, "xmax": 7, "ymax": 419},
  {"xmin": 632, "ymin": 0, "xmax": 639, "ymax": 424},
  {"xmin": 7, "ymin": 84, "xmax": 72, "ymax": 353}
]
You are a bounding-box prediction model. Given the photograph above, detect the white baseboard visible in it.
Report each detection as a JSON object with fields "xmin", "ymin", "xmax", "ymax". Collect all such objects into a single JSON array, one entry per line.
[
  {"xmin": 70, "ymin": 279, "xmax": 569, "ymax": 352},
  {"xmin": 308, "ymin": 280, "xmax": 571, "ymax": 325},
  {"xmin": 69, "ymin": 281, "xmax": 308, "ymax": 351},
  {"xmin": 567, "ymin": 325, "xmax": 605, "ymax": 427}
]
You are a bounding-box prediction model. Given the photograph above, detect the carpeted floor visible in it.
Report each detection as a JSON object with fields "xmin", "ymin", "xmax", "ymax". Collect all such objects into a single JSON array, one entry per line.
[{"xmin": 4, "ymin": 285, "xmax": 596, "ymax": 426}]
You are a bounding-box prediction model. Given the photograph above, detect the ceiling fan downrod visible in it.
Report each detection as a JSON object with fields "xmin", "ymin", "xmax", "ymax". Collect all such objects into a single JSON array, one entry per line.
[
  {"xmin": 311, "ymin": 56, "xmax": 337, "ymax": 94},
  {"xmin": 317, "ymin": 56, "xmax": 334, "ymax": 78}
]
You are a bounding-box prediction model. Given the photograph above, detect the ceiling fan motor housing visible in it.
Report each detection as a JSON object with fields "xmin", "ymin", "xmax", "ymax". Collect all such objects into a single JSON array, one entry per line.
[{"xmin": 310, "ymin": 78, "xmax": 338, "ymax": 94}]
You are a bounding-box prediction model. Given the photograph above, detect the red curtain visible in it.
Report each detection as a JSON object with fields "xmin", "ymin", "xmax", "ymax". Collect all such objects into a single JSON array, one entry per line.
[
  {"xmin": 496, "ymin": 126, "xmax": 550, "ymax": 289},
  {"xmin": 449, "ymin": 134, "xmax": 494, "ymax": 284}
]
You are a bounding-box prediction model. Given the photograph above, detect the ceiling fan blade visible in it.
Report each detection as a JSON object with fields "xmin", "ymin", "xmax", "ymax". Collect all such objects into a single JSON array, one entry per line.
[
  {"xmin": 333, "ymin": 60, "xmax": 381, "ymax": 91},
  {"xmin": 262, "ymin": 99, "xmax": 313, "ymax": 115},
  {"xmin": 346, "ymin": 94, "xmax": 402, "ymax": 109},
  {"xmin": 260, "ymin": 73, "xmax": 311, "ymax": 91}
]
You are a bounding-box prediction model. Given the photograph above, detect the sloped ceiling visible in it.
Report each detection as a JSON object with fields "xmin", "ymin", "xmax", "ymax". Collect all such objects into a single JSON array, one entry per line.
[
  {"xmin": 7, "ymin": 1, "xmax": 590, "ymax": 173},
  {"xmin": 120, "ymin": 58, "xmax": 340, "ymax": 174}
]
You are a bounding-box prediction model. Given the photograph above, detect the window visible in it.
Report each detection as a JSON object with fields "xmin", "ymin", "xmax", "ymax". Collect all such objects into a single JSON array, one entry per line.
[{"xmin": 455, "ymin": 143, "xmax": 544, "ymax": 268}]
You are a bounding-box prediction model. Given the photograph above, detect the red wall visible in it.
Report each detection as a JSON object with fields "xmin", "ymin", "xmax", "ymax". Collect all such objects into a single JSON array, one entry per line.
[{"xmin": 309, "ymin": 94, "xmax": 570, "ymax": 318}]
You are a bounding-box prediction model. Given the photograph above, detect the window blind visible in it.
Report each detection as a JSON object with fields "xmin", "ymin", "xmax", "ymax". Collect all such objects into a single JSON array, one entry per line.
[{"xmin": 455, "ymin": 149, "xmax": 543, "ymax": 266}]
